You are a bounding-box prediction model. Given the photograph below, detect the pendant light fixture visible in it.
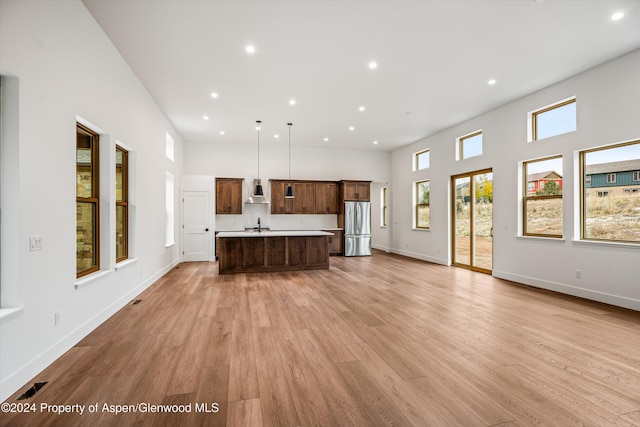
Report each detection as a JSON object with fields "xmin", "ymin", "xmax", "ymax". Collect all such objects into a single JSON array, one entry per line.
[
  {"xmin": 285, "ymin": 123, "xmax": 295, "ymax": 198},
  {"xmin": 253, "ymin": 120, "xmax": 264, "ymax": 197}
]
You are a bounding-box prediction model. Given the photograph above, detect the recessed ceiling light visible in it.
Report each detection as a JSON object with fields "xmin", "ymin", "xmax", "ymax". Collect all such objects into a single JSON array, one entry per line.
[
  {"xmin": 368, "ymin": 61, "xmax": 378, "ymax": 69},
  {"xmin": 323, "ymin": 137, "xmax": 329, "ymax": 142},
  {"xmin": 611, "ymin": 11, "xmax": 624, "ymax": 21},
  {"xmin": 488, "ymin": 79, "xmax": 496, "ymax": 85},
  {"xmin": 219, "ymin": 131, "xmax": 225, "ymax": 135},
  {"xmin": 349, "ymin": 126, "xmax": 355, "ymax": 131},
  {"xmin": 211, "ymin": 92, "xmax": 219, "ymax": 98},
  {"xmin": 373, "ymin": 140, "xmax": 379, "ymax": 145},
  {"xmin": 245, "ymin": 44, "xmax": 256, "ymax": 54},
  {"xmin": 203, "ymin": 115, "xmax": 209, "ymax": 120},
  {"xmin": 359, "ymin": 106, "xmax": 365, "ymax": 112},
  {"xmin": 274, "ymin": 134, "xmax": 279, "ymax": 139},
  {"xmin": 289, "ymin": 99, "xmax": 296, "ymax": 105}
]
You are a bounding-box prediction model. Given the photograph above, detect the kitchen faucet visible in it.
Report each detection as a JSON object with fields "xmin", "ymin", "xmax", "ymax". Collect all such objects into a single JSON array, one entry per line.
[{"xmin": 257, "ymin": 217, "xmax": 261, "ymax": 232}]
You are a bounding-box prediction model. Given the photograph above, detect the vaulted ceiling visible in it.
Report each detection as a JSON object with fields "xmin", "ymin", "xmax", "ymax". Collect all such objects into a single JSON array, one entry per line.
[{"xmin": 83, "ymin": 0, "xmax": 640, "ymax": 151}]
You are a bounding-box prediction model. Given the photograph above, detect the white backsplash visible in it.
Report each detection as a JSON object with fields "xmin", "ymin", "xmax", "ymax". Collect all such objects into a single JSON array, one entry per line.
[{"xmin": 215, "ymin": 203, "xmax": 338, "ymax": 231}]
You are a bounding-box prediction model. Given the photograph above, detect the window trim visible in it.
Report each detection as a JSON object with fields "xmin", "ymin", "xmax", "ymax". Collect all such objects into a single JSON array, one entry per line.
[
  {"xmin": 606, "ymin": 173, "xmax": 616, "ymax": 184},
  {"xmin": 523, "ymin": 155, "xmax": 563, "ymax": 239},
  {"xmin": 381, "ymin": 186, "xmax": 388, "ymax": 227},
  {"xmin": 115, "ymin": 145, "xmax": 128, "ymax": 263},
  {"xmin": 580, "ymin": 139, "xmax": 640, "ymax": 244},
  {"xmin": 531, "ymin": 97, "xmax": 576, "ymax": 141},
  {"xmin": 77, "ymin": 123, "xmax": 100, "ymax": 277},
  {"xmin": 415, "ymin": 180, "xmax": 430, "ymax": 230},
  {"xmin": 414, "ymin": 149, "xmax": 430, "ymax": 171},
  {"xmin": 457, "ymin": 130, "xmax": 482, "ymax": 161}
]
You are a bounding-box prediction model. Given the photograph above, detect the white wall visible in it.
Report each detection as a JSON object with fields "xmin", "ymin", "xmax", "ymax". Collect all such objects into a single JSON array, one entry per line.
[
  {"xmin": 183, "ymin": 141, "xmax": 391, "ymax": 248},
  {"xmin": 390, "ymin": 49, "xmax": 640, "ymax": 310},
  {"xmin": 0, "ymin": 1, "xmax": 183, "ymax": 401}
]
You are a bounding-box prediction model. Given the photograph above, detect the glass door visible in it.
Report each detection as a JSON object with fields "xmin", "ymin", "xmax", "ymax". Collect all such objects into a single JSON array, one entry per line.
[{"xmin": 452, "ymin": 169, "xmax": 493, "ymax": 273}]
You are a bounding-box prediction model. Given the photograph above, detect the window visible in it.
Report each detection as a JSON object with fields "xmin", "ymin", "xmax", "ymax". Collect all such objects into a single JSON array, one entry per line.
[
  {"xmin": 457, "ymin": 131, "xmax": 482, "ymax": 160},
  {"xmin": 166, "ymin": 132, "xmax": 174, "ymax": 162},
  {"xmin": 634, "ymin": 171, "xmax": 640, "ymax": 182},
  {"xmin": 531, "ymin": 97, "xmax": 576, "ymax": 141},
  {"xmin": 415, "ymin": 180, "xmax": 430, "ymax": 229},
  {"xmin": 414, "ymin": 149, "xmax": 430, "ymax": 170},
  {"xmin": 77, "ymin": 124, "xmax": 100, "ymax": 277},
  {"xmin": 165, "ymin": 172, "xmax": 175, "ymax": 246},
  {"xmin": 523, "ymin": 155, "xmax": 563, "ymax": 238},
  {"xmin": 585, "ymin": 176, "xmax": 592, "ymax": 186},
  {"xmin": 116, "ymin": 146, "xmax": 128, "ymax": 262},
  {"xmin": 581, "ymin": 140, "xmax": 640, "ymax": 243},
  {"xmin": 381, "ymin": 187, "xmax": 388, "ymax": 227}
]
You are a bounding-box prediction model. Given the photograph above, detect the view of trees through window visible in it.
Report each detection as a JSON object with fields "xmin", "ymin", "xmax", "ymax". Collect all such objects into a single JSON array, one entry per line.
[
  {"xmin": 582, "ymin": 141, "xmax": 640, "ymax": 243},
  {"xmin": 523, "ymin": 156, "xmax": 563, "ymax": 237}
]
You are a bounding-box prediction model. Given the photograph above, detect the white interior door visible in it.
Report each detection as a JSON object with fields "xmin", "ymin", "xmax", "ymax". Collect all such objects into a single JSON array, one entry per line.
[{"xmin": 182, "ymin": 190, "xmax": 211, "ymax": 262}]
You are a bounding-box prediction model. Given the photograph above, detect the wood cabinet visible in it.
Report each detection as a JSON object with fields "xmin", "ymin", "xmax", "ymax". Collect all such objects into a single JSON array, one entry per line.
[
  {"xmin": 341, "ymin": 180, "xmax": 370, "ymax": 201},
  {"xmin": 293, "ymin": 182, "xmax": 315, "ymax": 214},
  {"xmin": 270, "ymin": 180, "xmax": 338, "ymax": 215},
  {"xmin": 216, "ymin": 178, "xmax": 243, "ymax": 214},
  {"xmin": 323, "ymin": 229, "xmax": 343, "ymax": 255},
  {"xmin": 217, "ymin": 234, "xmax": 330, "ymax": 274},
  {"xmin": 270, "ymin": 181, "xmax": 293, "ymax": 214},
  {"xmin": 315, "ymin": 182, "xmax": 338, "ymax": 214}
]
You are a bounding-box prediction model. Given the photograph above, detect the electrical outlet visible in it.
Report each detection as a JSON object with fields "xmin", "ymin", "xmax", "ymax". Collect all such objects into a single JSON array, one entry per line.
[
  {"xmin": 576, "ymin": 269, "xmax": 581, "ymax": 279},
  {"xmin": 54, "ymin": 312, "xmax": 60, "ymax": 325}
]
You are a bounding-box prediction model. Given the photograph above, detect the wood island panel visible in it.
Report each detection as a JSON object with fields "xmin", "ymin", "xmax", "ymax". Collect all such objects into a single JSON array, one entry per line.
[{"xmin": 218, "ymin": 235, "xmax": 330, "ymax": 274}]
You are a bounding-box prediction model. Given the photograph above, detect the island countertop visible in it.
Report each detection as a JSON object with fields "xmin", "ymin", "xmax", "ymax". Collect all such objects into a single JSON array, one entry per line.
[{"xmin": 217, "ymin": 230, "xmax": 333, "ymax": 238}]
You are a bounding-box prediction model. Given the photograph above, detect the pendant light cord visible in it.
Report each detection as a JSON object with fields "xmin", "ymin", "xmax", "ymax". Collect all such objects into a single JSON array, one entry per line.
[
  {"xmin": 256, "ymin": 120, "xmax": 261, "ymax": 180},
  {"xmin": 287, "ymin": 123, "xmax": 292, "ymax": 180}
]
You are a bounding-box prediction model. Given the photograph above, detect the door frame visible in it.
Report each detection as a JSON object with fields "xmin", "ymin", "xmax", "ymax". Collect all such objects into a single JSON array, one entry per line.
[
  {"xmin": 180, "ymin": 186, "xmax": 214, "ymax": 262},
  {"xmin": 451, "ymin": 168, "xmax": 493, "ymax": 274}
]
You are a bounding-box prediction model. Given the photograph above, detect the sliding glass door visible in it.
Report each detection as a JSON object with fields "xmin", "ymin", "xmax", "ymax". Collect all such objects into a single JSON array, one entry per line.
[{"xmin": 452, "ymin": 169, "xmax": 493, "ymax": 273}]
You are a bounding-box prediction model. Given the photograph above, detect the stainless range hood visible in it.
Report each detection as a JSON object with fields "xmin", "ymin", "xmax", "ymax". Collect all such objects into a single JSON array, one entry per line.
[{"xmin": 245, "ymin": 179, "xmax": 269, "ymax": 204}]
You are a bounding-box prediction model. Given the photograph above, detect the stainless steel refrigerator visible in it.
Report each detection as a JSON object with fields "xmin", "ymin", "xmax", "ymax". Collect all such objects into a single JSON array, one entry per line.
[{"xmin": 344, "ymin": 201, "xmax": 371, "ymax": 256}]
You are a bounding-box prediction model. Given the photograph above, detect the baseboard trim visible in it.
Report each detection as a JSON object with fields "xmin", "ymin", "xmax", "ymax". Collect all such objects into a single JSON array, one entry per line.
[
  {"xmin": 493, "ymin": 269, "xmax": 640, "ymax": 311},
  {"xmin": 389, "ymin": 248, "xmax": 449, "ymax": 266},
  {"xmin": 0, "ymin": 258, "xmax": 180, "ymax": 402}
]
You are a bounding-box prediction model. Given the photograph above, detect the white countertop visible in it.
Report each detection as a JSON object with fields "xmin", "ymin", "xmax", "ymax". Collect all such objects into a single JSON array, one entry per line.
[{"xmin": 217, "ymin": 230, "xmax": 333, "ymax": 238}]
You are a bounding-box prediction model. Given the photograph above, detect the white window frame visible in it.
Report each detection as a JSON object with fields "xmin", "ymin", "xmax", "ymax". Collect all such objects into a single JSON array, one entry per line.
[
  {"xmin": 413, "ymin": 149, "xmax": 430, "ymax": 171},
  {"xmin": 606, "ymin": 174, "xmax": 616, "ymax": 184}
]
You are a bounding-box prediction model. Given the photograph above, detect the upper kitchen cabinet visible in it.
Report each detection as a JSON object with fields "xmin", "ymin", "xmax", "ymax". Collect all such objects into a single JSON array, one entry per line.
[
  {"xmin": 270, "ymin": 180, "xmax": 293, "ymax": 214},
  {"xmin": 340, "ymin": 180, "xmax": 371, "ymax": 201},
  {"xmin": 315, "ymin": 182, "xmax": 338, "ymax": 214},
  {"xmin": 216, "ymin": 178, "xmax": 243, "ymax": 214},
  {"xmin": 292, "ymin": 182, "xmax": 315, "ymax": 214}
]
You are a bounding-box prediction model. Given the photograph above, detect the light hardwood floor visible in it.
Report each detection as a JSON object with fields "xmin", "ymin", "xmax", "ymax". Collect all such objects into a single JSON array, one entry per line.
[{"xmin": 3, "ymin": 250, "xmax": 640, "ymax": 426}]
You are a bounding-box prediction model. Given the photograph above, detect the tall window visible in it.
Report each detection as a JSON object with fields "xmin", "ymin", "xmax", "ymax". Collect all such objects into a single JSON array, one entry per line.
[
  {"xmin": 165, "ymin": 172, "xmax": 175, "ymax": 246},
  {"xmin": 166, "ymin": 133, "xmax": 174, "ymax": 162},
  {"xmin": 457, "ymin": 131, "xmax": 482, "ymax": 160},
  {"xmin": 414, "ymin": 149, "xmax": 430, "ymax": 171},
  {"xmin": 415, "ymin": 180, "xmax": 430, "ymax": 229},
  {"xmin": 116, "ymin": 146, "xmax": 128, "ymax": 262},
  {"xmin": 581, "ymin": 140, "xmax": 640, "ymax": 243},
  {"xmin": 77, "ymin": 124, "xmax": 100, "ymax": 277},
  {"xmin": 531, "ymin": 97, "xmax": 576, "ymax": 141},
  {"xmin": 523, "ymin": 155, "xmax": 563, "ymax": 238},
  {"xmin": 381, "ymin": 187, "xmax": 388, "ymax": 227}
]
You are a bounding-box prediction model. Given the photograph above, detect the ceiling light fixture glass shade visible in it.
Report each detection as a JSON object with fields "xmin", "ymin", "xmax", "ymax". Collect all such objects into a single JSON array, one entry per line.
[
  {"xmin": 285, "ymin": 122, "xmax": 295, "ymax": 199},
  {"xmin": 253, "ymin": 120, "xmax": 264, "ymax": 197}
]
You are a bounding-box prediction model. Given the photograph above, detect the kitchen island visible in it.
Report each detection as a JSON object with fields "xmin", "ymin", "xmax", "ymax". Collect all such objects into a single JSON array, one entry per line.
[{"xmin": 216, "ymin": 230, "xmax": 333, "ymax": 274}]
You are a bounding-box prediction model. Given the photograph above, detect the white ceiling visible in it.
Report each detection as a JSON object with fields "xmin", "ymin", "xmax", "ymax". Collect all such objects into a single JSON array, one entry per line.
[{"xmin": 83, "ymin": 0, "xmax": 640, "ymax": 152}]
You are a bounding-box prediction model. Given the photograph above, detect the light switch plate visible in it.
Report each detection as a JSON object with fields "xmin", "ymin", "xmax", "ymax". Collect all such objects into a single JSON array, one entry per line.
[{"xmin": 29, "ymin": 236, "xmax": 43, "ymax": 251}]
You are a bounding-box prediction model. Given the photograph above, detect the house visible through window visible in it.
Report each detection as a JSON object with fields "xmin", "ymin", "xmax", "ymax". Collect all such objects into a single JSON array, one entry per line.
[
  {"xmin": 523, "ymin": 155, "xmax": 563, "ymax": 238},
  {"xmin": 581, "ymin": 140, "xmax": 640, "ymax": 243},
  {"xmin": 77, "ymin": 123, "xmax": 100, "ymax": 277},
  {"xmin": 531, "ymin": 97, "xmax": 576, "ymax": 141},
  {"xmin": 116, "ymin": 145, "xmax": 128, "ymax": 262},
  {"xmin": 415, "ymin": 180, "xmax": 430, "ymax": 229}
]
